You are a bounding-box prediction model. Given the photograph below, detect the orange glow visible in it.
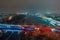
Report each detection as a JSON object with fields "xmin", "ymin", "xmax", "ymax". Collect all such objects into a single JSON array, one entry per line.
[
  {"xmin": 0, "ymin": 30, "xmax": 2, "ymax": 32},
  {"xmin": 8, "ymin": 16, "xmax": 13, "ymax": 21}
]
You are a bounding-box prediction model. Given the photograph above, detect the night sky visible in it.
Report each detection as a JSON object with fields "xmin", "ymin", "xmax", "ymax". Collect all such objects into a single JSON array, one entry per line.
[{"xmin": 0, "ymin": 0, "xmax": 60, "ymax": 14}]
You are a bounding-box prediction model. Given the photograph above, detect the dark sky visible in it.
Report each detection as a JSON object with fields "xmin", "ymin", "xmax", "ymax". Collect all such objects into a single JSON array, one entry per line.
[{"xmin": 0, "ymin": 0, "xmax": 60, "ymax": 14}]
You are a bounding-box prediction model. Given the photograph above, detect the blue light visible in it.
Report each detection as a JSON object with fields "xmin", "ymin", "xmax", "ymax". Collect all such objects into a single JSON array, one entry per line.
[
  {"xmin": 6, "ymin": 30, "xmax": 22, "ymax": 32},
  {"xmin": 0, "ymin": 24, "xmax": 7, "ymax": 28},
  {"xmin": 57, "ymin": 23, "xmax": 60, "ymax": 26},
  {"xmin": 24, "ymin": 27, "xmax": 36, "ymax": 30},
  {"xmin": 55, "ymin": 30, "xmax": 60, "ymax": 32},
  {"xmin": 51, "ymin": 28, "xmax": 60, "ymax": 32},
  {"xmin": 49, "ymin": 21, "xmax": 56, "ymax": 26},
  {"xmin": 11, "ymin": 25, "xmax": 22, "ymax": 29}
]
